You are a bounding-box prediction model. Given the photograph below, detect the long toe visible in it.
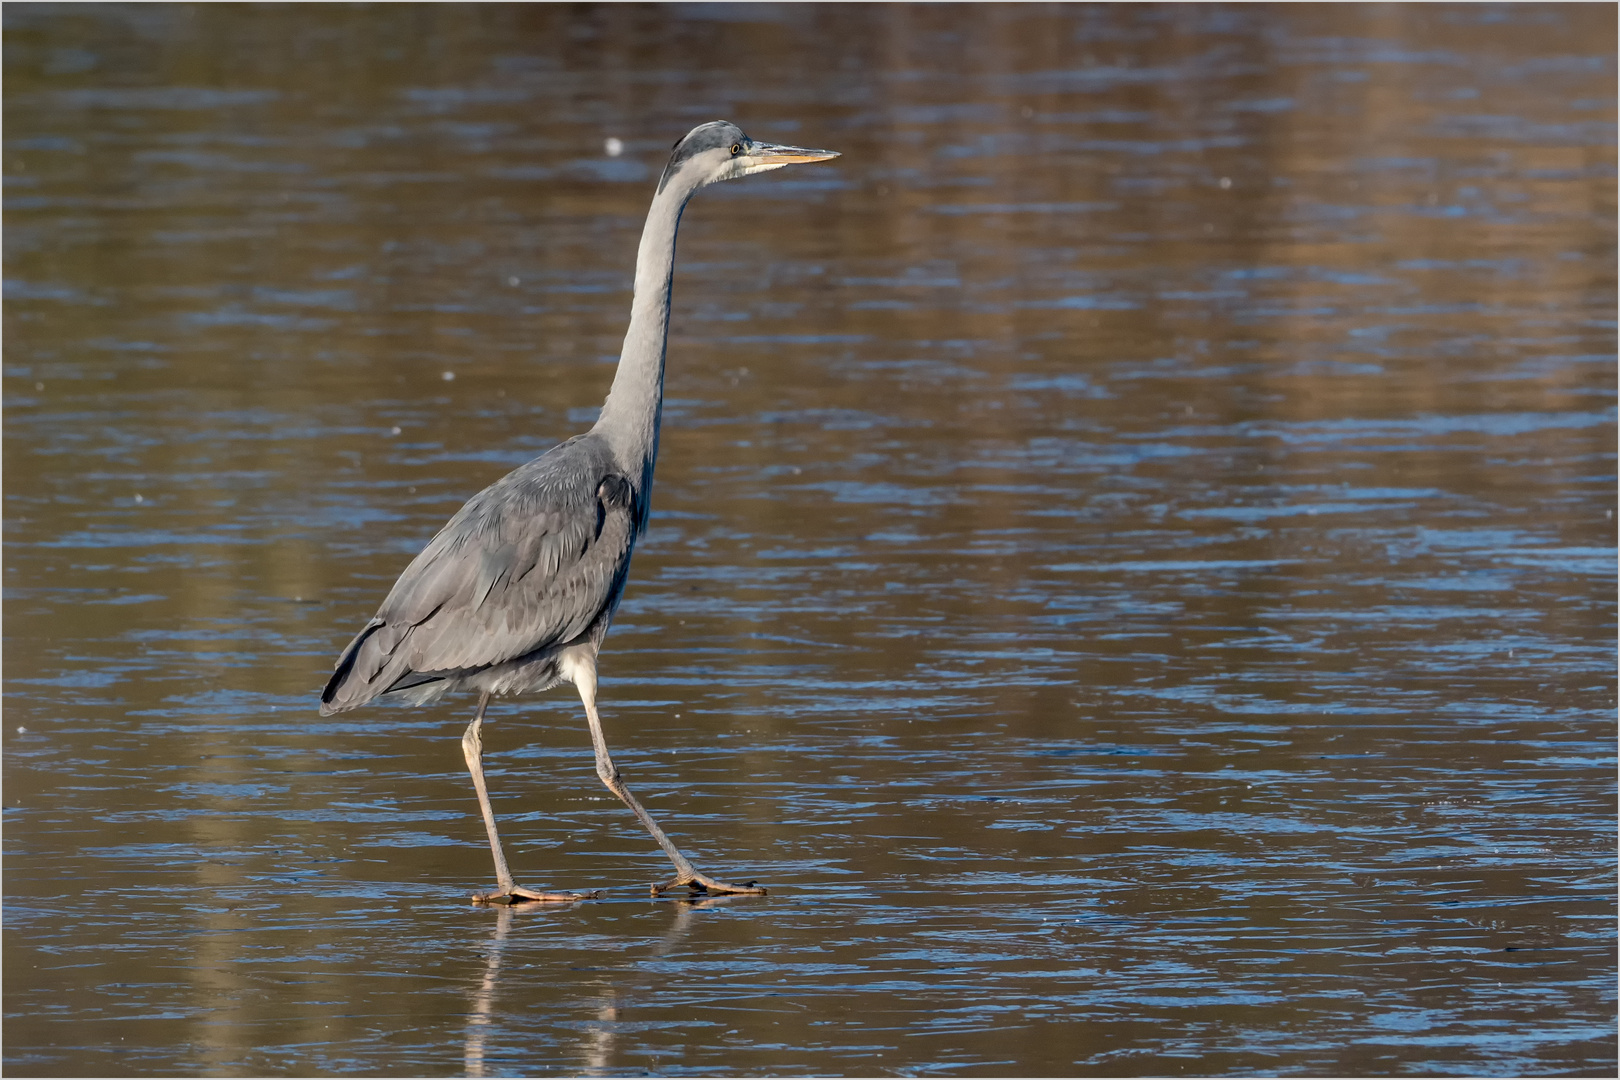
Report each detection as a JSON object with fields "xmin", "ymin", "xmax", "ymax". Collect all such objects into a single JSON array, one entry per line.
[
  {"xmin": 473, "ymin": 885, "xmax": 600, "ymax": 905},
  {"xmin": 652, "ymin": 872, "xmax": 767, "ymax": 897}
]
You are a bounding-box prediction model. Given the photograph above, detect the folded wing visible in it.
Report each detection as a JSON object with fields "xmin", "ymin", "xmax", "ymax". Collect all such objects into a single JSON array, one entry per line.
[{"xmin": 320, "ymin": 434, "xmax": 637, "ymax": 714}]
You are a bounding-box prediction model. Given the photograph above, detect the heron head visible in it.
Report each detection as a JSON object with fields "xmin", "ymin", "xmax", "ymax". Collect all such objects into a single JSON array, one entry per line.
[{"xmin": 658, "ymin": 121, "xmax": 838, "ymax": 196}]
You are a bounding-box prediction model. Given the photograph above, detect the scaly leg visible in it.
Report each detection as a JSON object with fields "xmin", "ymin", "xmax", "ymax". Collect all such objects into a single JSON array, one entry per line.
[
  {"xmin": 462, "ymin": 692, "xmax": 594, "ymax": 905},
  {"xmin": 573, "ymin": 660, "xmax": 766, "ymax": 897}
]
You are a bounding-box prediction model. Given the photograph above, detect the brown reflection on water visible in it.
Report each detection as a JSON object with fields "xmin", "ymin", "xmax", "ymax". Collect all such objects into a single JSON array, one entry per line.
[{"xmin": 4, "ymin": 3, "xmax": 1615, "ymax": 1076}]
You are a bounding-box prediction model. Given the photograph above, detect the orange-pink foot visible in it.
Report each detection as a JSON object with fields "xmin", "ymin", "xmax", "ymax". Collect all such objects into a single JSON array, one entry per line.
[
  {"xmin": 472, "ymin": 885, "xmax": 600, "ymax": 905},
  {"xmin": 652, "ymin": 871, "xmax": 767, "ymax": 897}
]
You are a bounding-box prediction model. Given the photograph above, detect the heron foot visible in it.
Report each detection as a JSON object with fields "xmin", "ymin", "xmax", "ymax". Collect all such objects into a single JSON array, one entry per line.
[
  {"xmin": 652, "ymin": 871, "xmax": 767, "ymax": 897},
  {"xmin": 472, "ymin": 884, "xmax": 601, "ymax": 905}
]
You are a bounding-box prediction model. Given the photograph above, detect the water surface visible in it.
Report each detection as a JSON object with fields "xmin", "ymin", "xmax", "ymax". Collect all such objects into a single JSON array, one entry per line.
[{"xmin": 4, "ymin": 4, "xmax": 1615, "ymax": 1076}]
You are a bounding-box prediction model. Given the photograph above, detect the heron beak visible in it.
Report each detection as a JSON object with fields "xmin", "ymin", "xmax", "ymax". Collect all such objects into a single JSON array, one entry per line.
[{"xmin": 749, "ymin": 142, "xmax": 840, "ymax": 166}]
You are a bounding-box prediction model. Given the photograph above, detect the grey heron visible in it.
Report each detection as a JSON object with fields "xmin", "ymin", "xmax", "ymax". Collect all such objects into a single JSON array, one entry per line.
[{"xmin": 320, "ymin": 121, "xmax": 838, "ymax": 903}]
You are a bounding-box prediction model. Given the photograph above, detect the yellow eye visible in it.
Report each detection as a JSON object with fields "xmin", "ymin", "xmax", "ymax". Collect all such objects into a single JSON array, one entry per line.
[{"xmin": 730, "ymin": 143, "xmax": 742, "ymax": 155}]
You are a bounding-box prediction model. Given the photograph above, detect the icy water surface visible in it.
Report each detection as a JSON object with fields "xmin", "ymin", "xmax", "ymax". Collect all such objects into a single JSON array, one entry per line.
[{"xmin": 4, "ymin": 3, "xmax": 1615, "ymax": 1076}]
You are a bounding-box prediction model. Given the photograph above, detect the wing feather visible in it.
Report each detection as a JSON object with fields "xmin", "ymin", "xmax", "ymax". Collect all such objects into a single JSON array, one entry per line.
[{"xmin": 320, "ymin": 434, "xmax": 637, "ymax": 713}]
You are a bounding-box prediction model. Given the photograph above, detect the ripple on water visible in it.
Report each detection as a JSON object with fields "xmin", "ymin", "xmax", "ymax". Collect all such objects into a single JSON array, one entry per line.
[{"xmin": 4, "ymin": 3, "xmax": 1615, "ymax": 1078}]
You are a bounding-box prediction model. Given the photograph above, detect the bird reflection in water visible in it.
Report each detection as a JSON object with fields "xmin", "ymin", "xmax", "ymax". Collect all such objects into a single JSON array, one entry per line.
[
  {"xmin": 463, "ymin": 897, "xmax": 749, "ymax": 1075},
  {"xmin": 463, "ymin": 904, "xmax": 515, "ymax": 1078}
]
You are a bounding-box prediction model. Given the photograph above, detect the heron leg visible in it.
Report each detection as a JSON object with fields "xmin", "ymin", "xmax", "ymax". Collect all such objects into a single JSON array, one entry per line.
[
  {"xmin": 462, "ymin": 692, "xmax": 594, "ymax": 905},
  {"xmin": 573, "ymin": 664, "xmax": 766, "ymax": 897}
]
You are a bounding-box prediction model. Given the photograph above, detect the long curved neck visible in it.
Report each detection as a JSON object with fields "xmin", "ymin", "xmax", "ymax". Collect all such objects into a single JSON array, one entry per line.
[{"xmin": 593, "ymin": 178, "xmax": 698, "ymax": 522}]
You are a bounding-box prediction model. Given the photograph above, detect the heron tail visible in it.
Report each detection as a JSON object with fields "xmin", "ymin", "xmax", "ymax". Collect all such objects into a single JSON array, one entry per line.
[
  {"xmin": 320, "ymin": 618, "xmax": 453, "ymax": 714},
  {"xmin": 319, "ymin": 620, "xmax": 385, "ymax": 714}
]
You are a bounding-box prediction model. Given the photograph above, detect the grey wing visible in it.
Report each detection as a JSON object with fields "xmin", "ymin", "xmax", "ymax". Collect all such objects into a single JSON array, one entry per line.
[{"xmin": 320, "ymin": 436, "xmax": 638, "ymax": 714}]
